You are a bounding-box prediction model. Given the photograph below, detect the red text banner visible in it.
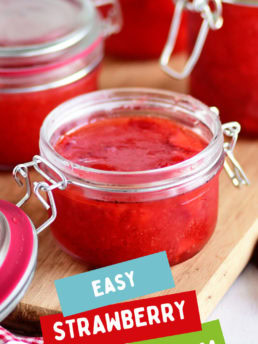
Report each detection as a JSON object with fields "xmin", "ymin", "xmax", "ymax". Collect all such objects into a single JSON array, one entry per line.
[{"xmin": 40, "ymin": 291, "xmax": 201, "ymax": 344}]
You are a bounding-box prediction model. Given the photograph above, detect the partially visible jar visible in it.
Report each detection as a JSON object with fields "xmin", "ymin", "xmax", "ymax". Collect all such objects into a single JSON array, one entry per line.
[
  {"xmin": 33, "ymin": 88, "xmax": 247, "ymax": 268},
  {"xmin": 160, "ymin": 0, "xmax": 258, "ymax": 137},
  {"xmin": 0, "ymin": 0, "xmax": 121, "ymax": 170},
  {"xmin": 104, "ymin": 0, "xmax": 187, "ymax": 59}
]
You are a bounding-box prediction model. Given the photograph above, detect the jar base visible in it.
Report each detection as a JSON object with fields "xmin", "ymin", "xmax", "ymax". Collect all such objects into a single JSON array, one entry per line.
[{"xmin": 51, "ymin": 228, "xmax": 215, "ymax": 270}]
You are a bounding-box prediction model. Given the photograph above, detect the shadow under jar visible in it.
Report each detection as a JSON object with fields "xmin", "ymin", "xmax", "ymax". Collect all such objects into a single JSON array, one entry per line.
[
  {"xmin": 0, "ymin": 0, "xmax": 120, "ymax": 170},
  {"xmin": 36, "ymin": 88, "xmax": 246, "ymax": 269}
]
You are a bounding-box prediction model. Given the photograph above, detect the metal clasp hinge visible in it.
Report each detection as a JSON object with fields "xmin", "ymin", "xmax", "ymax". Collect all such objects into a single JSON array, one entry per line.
[
  {"xmin": 160, "ymin": 0, "xmax": 223, "ymax": 79},
  {"xmin": 13, "ymin": 155, "xmax": 68, "ymax": 234},
  {"xmin": 222, "ymin": 122, "xmax": 250, "ymax": 187},
  {"xmin": 93, "ymin": 0, "xmax": 122, "ymax": 37}
]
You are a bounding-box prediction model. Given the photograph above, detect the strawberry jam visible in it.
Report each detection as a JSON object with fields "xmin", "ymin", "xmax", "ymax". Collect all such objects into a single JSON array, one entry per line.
[
  {"xmin": 0, "ymin": 66, "xmax": 100, "ymax": 170},
  {"xmin": 50, "ymin": 114, "xmax": 221, "ymax": 268},
  {"xmin": 188, "ymin": 3, "xmax": 258, "ymax": 136},
  {"xmin": 55, "ymin": 116, "xmax": 208, "ymax": 171}
]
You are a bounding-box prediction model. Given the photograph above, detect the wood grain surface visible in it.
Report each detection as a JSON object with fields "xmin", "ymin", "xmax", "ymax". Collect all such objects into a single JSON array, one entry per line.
[{"xmin": 1, "ymin": 56, "xmax": 258, "ymax": 334}]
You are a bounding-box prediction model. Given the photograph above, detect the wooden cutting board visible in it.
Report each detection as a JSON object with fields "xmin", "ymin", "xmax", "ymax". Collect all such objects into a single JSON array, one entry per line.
[{"xmin": 1, "ymin": 56, "xmax": 258, "ymax": 335}]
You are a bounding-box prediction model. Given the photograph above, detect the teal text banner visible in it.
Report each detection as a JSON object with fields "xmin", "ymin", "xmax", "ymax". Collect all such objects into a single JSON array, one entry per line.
[{"xmin": 55, "ymin": 252, "xmax": 174, "ymax": 317}]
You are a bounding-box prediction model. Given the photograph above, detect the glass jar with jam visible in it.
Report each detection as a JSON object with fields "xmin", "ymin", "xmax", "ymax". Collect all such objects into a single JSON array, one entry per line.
[
  {"xmin": 0, "ymin": 0, "xmax": 121, "ymax": 170},
  {"xmin": 104, "ymin": 0, "xmax": 187, "ymax": 59},
  {"xmin": 160, "ymin": 0, "xmax": 258, "ymax": 136},
  {"xmin": 12, "ymin": 88, "xmax": 248, "ymax": 269}
]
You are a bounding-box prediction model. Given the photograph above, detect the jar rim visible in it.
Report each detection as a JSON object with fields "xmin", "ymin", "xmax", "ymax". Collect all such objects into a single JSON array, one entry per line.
[
  {"xmin": 40, "ymin": 88, "xmax": 224, "ymax": 193},
  {"xmin": 0, "ymin": 37, "xmax": 103, "ymax": 78}
]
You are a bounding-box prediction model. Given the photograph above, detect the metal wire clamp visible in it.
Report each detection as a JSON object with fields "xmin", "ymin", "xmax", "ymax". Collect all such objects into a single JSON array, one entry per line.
[{"xmin": 13, "ymin": 155, "xmax": 68, "ymax": 234}]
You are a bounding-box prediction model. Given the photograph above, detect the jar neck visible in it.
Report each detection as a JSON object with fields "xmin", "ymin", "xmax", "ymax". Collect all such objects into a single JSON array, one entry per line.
[
  {"xmin": 0, "ymin": 39, "xmax": 103, "ymax": 93},
  {"xmin": 39, "ymin": 88, "xmax": 224, "ymax": 196}
]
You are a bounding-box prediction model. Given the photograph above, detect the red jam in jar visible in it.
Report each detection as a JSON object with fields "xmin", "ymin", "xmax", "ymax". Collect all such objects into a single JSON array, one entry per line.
[
  {"xmin": 0, "ymin": 67, "xmax": 100, "ymax": 170},
  {"xmin": 105, "ymin": 0, "xmax": 187, "ymax": 59},
  {"xmin": 40, "ymin": 89, "xmax": 225, "ymax": 268},
  {"xmin": 54, "ymin": 116, "xmax": 208, "ymax": 171},
  {"xmin": 187, "ymin": 1, "xmax": 258, "ymax": 136},
  {"xmin": 0, "ymin": 0, "xmax": 119, "ymax": 170}
]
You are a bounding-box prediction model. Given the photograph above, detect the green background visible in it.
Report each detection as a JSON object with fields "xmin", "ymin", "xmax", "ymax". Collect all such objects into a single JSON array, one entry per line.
[{"xmin": 132, "ymin": 320, "xmax": 226, "ymax": 344}]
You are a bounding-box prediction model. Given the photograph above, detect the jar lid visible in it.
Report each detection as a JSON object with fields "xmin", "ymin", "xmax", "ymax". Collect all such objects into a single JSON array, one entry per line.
[
  {"xmin": 0, "ymin": 0, "xmax": 102, "ymax": 67},
  {"xmin": 0, "ymin": 200, "xmax": 37, "ymax": 321}
]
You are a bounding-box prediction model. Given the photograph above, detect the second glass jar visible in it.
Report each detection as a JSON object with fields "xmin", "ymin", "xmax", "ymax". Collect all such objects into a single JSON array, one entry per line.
[
  {"xmin": 160, "ymin": 0, "xmax": 258, "ymax": 136},
  {"xmin": 188, "ymin": 0, "xmax": 258, "ymax": 137},
  {"xmin": 0, "ymin": 0, "xmax": 120, "ymax": 170}
]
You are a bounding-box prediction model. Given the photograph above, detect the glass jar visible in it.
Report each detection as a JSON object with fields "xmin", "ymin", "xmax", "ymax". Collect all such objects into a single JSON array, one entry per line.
[
  {"xmin": 0, "ymin": 0, "xmax": 121, "ymax": 170},
  {"xmin": 104, "ymin": 0, "xmax": 187, "ymax": 59},
  {"xmin": 160, "ymin": 0, "xmax": 258, "ymax": 136},
  {"xmin": 10, "ymin": 88, "xmax": 246, "ymax": 269}
]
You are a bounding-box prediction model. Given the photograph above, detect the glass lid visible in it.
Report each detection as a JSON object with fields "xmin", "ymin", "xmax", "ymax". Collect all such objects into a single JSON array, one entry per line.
[
  {"xmin": 0, "ymin": 0, "xmax": 101, "ymax": 65},
  {"xmin": 0, "ymin": 212, "xmax": 10, "ymax": 268},
  {"xmin": 0, "ymin": 200, "xmax": 37, "ymax": 321}
]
